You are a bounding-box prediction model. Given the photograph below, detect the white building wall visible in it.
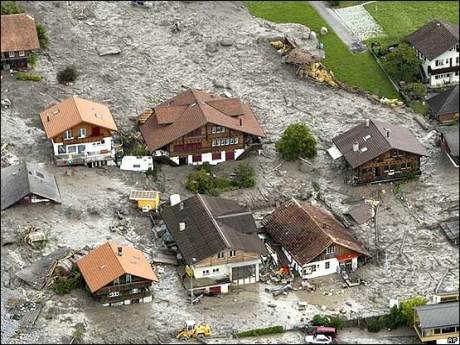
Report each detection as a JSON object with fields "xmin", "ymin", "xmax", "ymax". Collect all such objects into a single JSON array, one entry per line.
[
  {"xmin": 171, "ymin": 149, "xmax": 247, "ymax": 166},
  {"xmin": 302, "ymin": 258, "xmax": 340, "ymax": 279},
  {"xmin": 52, "ymin": 136, "xmax": 113, "ymax": 157},
  {"xmin": 419, "ymin": 47, "xmax": 459, "ymax": 87},
  {"xmin": 192, "ymin": 259, "xmax": 262, "ymax": 283}
]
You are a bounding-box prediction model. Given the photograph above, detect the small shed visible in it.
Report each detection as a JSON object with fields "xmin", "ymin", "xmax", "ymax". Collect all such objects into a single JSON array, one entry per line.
[
  {"xmin": 120, "ymin": 156, "xmax": 154, "ymax": 172},
  {"xmin": 129, "ymin": 190, "xmax": 160, "ymax": 211}
]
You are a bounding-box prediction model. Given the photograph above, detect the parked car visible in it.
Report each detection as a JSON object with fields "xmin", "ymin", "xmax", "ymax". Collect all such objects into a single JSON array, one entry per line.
[{"xmin": 305, "ymin": 333, "xmax": 333, "ymax": 344}]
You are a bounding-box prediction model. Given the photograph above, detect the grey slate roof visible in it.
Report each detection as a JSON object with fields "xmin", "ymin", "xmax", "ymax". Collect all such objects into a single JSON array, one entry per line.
[
  {"xmin": 415, "ymin": 302, "xmax": 459, "ymax": 329},
  {"xmin": 406, "ymin": 20, "xmax": 459, "ymax": 60},
  {"xmin": 439, "ymin": 125, "xmax": 459, "ymax": 157},
  {"xmin": 427, "ymin": 86, "xmax": 459, "ymax": 117},
  {"xmin": 346, "ymin": 203, "xmax": 374, "ymax": 225},
  {"xmin": 332, "ymin": 119, "xmax": 428, "ymax": 169},
  {"xmin": 1, "ymin": 162, "xmax": 62, "ymax": 210},
  {"xmin": 160, "ymin": 194, "xmax": 266, "ymax": 264}
]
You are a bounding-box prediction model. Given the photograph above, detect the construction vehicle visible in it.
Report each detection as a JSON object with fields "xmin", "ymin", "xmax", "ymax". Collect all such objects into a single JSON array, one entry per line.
[{"xmin": 176, "ymin": 320, "xmax": 211, "ymax": 340}]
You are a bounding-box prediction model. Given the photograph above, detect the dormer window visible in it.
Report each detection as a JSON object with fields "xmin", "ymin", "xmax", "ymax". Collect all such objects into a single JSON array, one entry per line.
[
  {"xmin": 19, "ymin": 50, "xmax": 25, "ymax": 57},
  {"xmin": 79, "ymin": 128, "xmax": 87, "ymax": 138},
  {"xmin": 64, "ymin": 129, "xmax": 73, "ymax": 140},
  {"xmin": 8, "ymin": 51, "xmax": 15, "ymax": 58}
]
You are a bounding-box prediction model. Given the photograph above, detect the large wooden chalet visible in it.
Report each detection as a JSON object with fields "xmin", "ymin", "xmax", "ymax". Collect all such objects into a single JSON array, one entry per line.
[
  {"xmin": 1, "ymin": 14, "xmax": 40, "ymax": 70},
  {"xmin": 262, "ymin": 199, "xmax": 370, "ymax": 279},
  {"xmin": 77, "ymin": 242, "xmax": 158, "ymax": 306},
  {"xmin": 138, "ymin": 89, "xmax": 266, "ymax": 166},
  {"xmin": 328, "ymin": 119, "xmax": 428, "ymax": 184}
]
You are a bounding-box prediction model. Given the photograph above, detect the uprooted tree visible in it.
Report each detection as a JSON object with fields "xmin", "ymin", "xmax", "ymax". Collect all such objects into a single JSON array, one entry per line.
[{"xmin": 276, "ymin": 123, "xmax": 317, "ymax": 161}]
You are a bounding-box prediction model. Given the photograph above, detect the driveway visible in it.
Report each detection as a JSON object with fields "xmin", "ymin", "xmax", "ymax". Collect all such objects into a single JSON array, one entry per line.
[{"xmin": 308, "ymin": 1, "xmax": 366, "ymax": 53}]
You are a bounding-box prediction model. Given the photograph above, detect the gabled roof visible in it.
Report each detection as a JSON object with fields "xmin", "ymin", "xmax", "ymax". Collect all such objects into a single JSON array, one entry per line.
[
  {"xmin": 139, "ymin": 89, "xmax": 266, "ymax": 152},
  {"xmin": 332, "ymin": 119, "xmax": 428, "ymax": 169},
  {"xmin": 160, "ymin": 194, "xmax": 266, "ymax": 264},
  {"xmin": 76, "ymin": 242, "xmax": 158, "ymax": 293},
  {"xmin": 439, "ymin": 125, "xmax": 459, "ymax": 157},
  {"xmin": 414, "ymin": 302, "xmax": 459, "ymax": 329},
  {"xmin": 1, "ymin": 14, "xmax": 40, "ymax": 52},
  {"xmin": 427, "ymin": 85, "xmax": 459, "ymax": 117},
  {"xmin": 262, "ymin": 199, "xmax": 370, "ymax": 266},
  {"xmin": 39, "ymin": 96, "xmax": 118, "ymax": 139},
  {"xmin": 406, "ymin": 20, "xmax": 459, "ymax": 60},
  {"xmin": 1, "ymin": 162, "xmax": 61, "ymax": 210}
]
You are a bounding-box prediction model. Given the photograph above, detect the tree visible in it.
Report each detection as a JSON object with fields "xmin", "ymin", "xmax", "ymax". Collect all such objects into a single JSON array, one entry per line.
[
  {"xmin": 399, "ymin": 296, "xmax": 427, "ymax": 326},
  {"xmin": 382, "ymin": 43, "xmax": 420, "ymax": 83},
  {"xmin": 275, "ymin": 123, "xmax": 317, "ymax": 161},
  {"xmin": 57, "ymin": 65, "xmax": 78, "ymax": 84},
  {"xmin": 232, "ymin": 163, "xmax": 256, "ymax": 188}
]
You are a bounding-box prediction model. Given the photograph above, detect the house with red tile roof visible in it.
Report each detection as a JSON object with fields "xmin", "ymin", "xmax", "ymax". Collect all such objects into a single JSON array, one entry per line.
[
  {"xmin": 138, "ymin": 89, "xmax": 265, "ymax": 166},
  {"xmin": 77, "ymin": 242, "xmax": 158, "ymax": 306},
  {"xmin": 262, "ymin": 199, "xmax": 370, "ymax": 279}
]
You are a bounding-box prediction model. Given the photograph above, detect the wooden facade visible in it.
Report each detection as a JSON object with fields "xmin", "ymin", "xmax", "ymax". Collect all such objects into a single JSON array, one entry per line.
[
  {"xmin": 1, "ymin": 50, "xmax": 33, "ymax": 70},
  {"xmin": 165, "ymin": 124, "xmax": 247, "ymax": 158},
  {"xmin": 194, "ymin": 250, "xmax": 260, "ymax": 268},
  {"xmin": 92, "ymin": 273, "xmax": 152, "ymax": 305},
  {"xmin": 354, "ymin": 149, "xmax": 422, "ymax": 184},
  {"xmin": 311, "ymin": 244, "xmax": 357, "ymax": 263},
  {"xmin": 52, "ymin": 122, "xmax": 112, "ymax": 145}
]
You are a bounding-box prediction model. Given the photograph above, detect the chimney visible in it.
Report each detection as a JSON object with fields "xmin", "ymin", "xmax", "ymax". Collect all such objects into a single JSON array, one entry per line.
[
  {"xmin": 365, "ymin": 119, "xmax": 370, "ymax": 127},
  {"xmin": 239, "ymin": 118, "xmax": 243, "ymax": 126},
  {"xmin": 179, "ymin": 222, "xmax": 186, "ymax": 231},
  {"xmin": 117, "ymin": 246, "xmax": 123, "ymax": 256},
  {"xmin": 385, "ymin": 129, "xmax": 391, "ymax": 138},
  {"xmin": 179, "ymin": 202, "xmax": 184, "ymax": 211},
  {"xmin": 170, "ymin": 194, "xmax": 181, "ymax": 206},
  {"xmin": 353, "ymin": 140, "xmax": 359, "ymax": 152},
  {"xmin": 47, "ymin": 115, "xmax": 50, "ymax": 122}
]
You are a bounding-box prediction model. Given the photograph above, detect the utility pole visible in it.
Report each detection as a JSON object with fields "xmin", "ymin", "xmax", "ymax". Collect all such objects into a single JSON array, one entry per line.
[{"xmin": 190, "ymin": 258, "xmax": 196, "ymax": 306}]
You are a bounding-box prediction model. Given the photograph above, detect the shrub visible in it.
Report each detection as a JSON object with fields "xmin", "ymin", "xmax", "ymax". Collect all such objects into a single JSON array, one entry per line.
[
  {"xmin": 236, "ymin": 325, "xmax": 284, "ymax": 337},
  {"xmin": 15, "ymin": 71, "xmax": 42, "ymax": 82},
  {"xmin": 367, "ymin": 317, "xmax": 384, "ymax": 333},
  {"xmin": 383, "ymin": 305, "xmax": 406, "ymax": 330},
  {"xmin": 311, "ymin": 314, "xmax": 345, "ymax": 330},
  {"xmin": 27, "ymin": 52, "xmax": 39, "ymax": 67},
  {"xmin": 409, "ymin": 100, "xmax": 429, "ymax": 116},
  {"xmin": 276, "ymin": 123, "xmax": 317, "ymax": 161},
  {"xmin": 232, "ymin": 162, "xmax": 256, "ymax": 189},
  {"xmin": 405, "ymin": 82, "xmax": 426, "ymax": 99},
  {"xmin": 1, "ymin": 1, "xmax": 24, "ymax": 14},
  {"xmin": 399, "ymin": 296, "xmax": 427, "ymax": 327},
  {"xmin": 382, "ymin": 43, "xmax": 420, "ymax": 83},
  {"xmin": 52, "ymin": 270, "xmax": 83, "ymax": 295},
  {"xmin": 36, "ymin": 23, "xmax": 49, "ymax": 49},
  {"xmin": 57, "ymin": 65, "xmax": 78, "ymax": 84},
  {"xmin": 327, "ymin": 0, "xmax": 340, "ymax": 7},
  {"xmin": 185, "ymin": 168, "xmax": 214, "ymax": 194}
]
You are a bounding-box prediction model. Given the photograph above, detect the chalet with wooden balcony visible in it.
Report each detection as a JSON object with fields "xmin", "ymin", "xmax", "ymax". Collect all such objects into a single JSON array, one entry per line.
[
  {"xmin": 138, "ymin": 89, "xmax": 266, "ymax": 166},
  {"xmin": 406, "ymin": 20, "xmax": 459, "ymax": 88},
  {"xmin": 39, "ymin": 96, "xmax": 118, "ymax": 167},
  {"xmin": 76, "ymin": 242, "xmax": 158, "ymax": 306},
  {"xmin": 328, "ymin": 119, "xmax": 428, "ymax": 185},
  {"xmin": 160, "ymin": 194, "xmax": 267, "ymax": 295},
  {"xmin": 262, "ymin": 199, "xmax": 370, "ymax": 280},
  {"xmin": 413, "ymin": 302, "xmax": 459, "ymax": 343},
  {"xmin": 1, "ymin": 14, "xmax": 40, "ymax": 70}
]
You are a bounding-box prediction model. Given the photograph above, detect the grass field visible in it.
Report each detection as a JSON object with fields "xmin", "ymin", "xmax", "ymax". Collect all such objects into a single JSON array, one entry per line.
[
  {"xmin": 245, "ymin": 1, "xmax": 399, "ymax": 98},
  {"xmin": 365, "ymin": 1, "xmax": 459, "ymax": 43},
  {"xmin": 334, "ymin": 1, "xmax": 367, "ymax": 9}
]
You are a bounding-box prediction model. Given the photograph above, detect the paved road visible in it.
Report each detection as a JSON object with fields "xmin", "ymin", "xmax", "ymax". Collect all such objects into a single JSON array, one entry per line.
[{"xmin": 309, "ymin": 1, "xmax": 365, "ymax": 53}]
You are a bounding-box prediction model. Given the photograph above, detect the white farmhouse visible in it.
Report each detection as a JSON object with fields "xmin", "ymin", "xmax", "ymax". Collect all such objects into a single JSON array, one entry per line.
[
  {"xmin": 262, "ymin": 199, "xmax": 370, "ymax": 280},
  {"xmin": 407, "ymin": 20, "xmax": 459, "ymax": 88}
]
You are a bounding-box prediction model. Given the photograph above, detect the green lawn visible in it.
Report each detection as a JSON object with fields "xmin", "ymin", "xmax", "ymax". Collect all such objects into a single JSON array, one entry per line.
[
  {"xmin": 334, "ymin": 1, "xmax": 368, "ymax": 9},
  {"xmin": 365, "ymin": 1, "xmax": 459, "ymax": 43},
  {"xmin": 245, "ymin": 1, "xmax": 399, "ymax": 99}
]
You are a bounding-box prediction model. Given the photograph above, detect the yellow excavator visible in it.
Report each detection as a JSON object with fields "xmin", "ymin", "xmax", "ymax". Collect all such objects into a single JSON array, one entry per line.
[{"xmin": 176, "ymin": 320, "xmax": 211, "ymax": 341}]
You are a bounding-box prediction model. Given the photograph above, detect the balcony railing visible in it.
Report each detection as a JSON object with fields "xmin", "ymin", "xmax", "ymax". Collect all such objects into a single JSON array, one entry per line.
[{"xmin": 95, "ymin": 280, "xmax": 152, "ymax": 295}]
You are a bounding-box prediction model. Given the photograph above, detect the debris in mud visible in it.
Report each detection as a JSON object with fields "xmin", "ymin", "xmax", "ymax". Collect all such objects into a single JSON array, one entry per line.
[{"xmin": 96, "ymin": 45, "xmax": 122, "ymax": 56}]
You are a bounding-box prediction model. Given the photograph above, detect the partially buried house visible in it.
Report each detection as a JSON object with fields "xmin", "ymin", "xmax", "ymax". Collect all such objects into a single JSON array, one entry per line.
[
  {"xmin": 1, "ymin": 14, "xmax": 40, "ymax": 70},
  {"xmin": 438, "ymin": 125, "xmax": 459, "ymax": 168},
  {"xmin": 328, "ymin": 119, "xmax": 428, "ymax": 184},
  {"xmin": 138, "ymin": 89, "xmax": 266, "ymax": 166},
  {"xmin": 1, "ymin": 162, "xmax": 61, "ymax": 210},
  {"xmin": 426, "ymin": 85, "xmax": 459, "ymax": 124},
  {"xmin": 160, "ymin": 194, "xmax": 267, "ymax": 295},
  {"xmin": 76, "ymin": 242, "xmax": 158, "ymax": 306},
  {"xmin": 262, "ymin": 199, "xmax": 370, "ymax": 279},
  {"xmin": 39, "ymin": 96, "xmax": 118, "ymax": 167}
]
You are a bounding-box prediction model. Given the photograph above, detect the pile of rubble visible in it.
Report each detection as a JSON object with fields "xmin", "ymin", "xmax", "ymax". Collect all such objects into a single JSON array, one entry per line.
[{"xmin": 1, "ymin": 143, "xmax": 19, "ymax": 168}]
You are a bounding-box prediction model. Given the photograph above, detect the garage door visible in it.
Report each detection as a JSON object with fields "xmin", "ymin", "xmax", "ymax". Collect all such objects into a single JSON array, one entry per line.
[
  {"xmin": 225, "ymin": 151, "xmax": 235, "ymax": 161},
  {"xmin": 232, "ymin": 265, "xmax": 256, "ymax": 285}
]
